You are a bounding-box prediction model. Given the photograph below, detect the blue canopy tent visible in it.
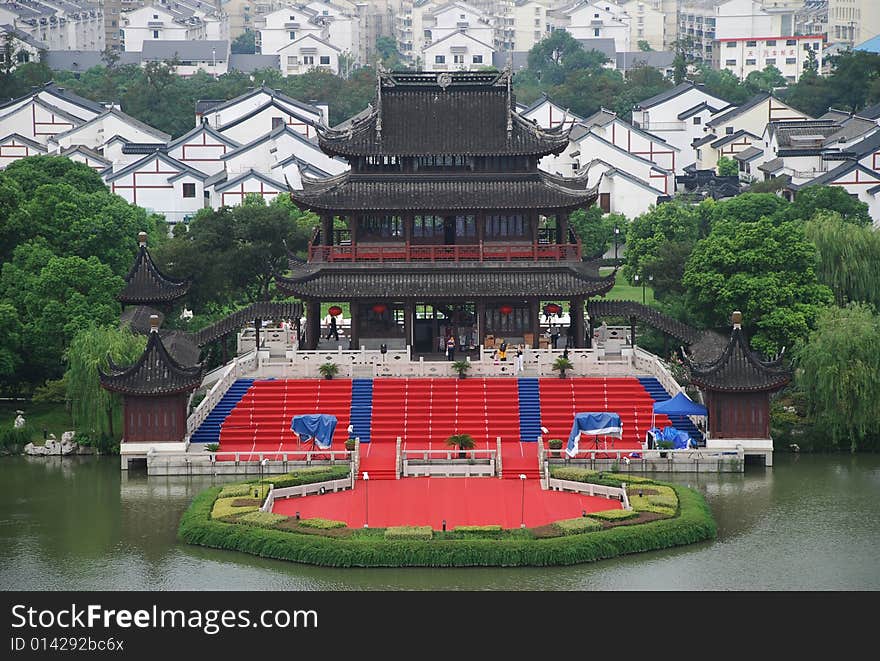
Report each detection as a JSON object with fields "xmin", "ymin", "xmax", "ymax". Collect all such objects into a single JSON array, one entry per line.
[
  {"xmin": 652, "ymin": 392, "xmax": 708, "ymax": 418},
  {"xmin": 290, "ymin": 414, "xmax": 338, "ymax": 450},
  {"xmin": 567, "ymin": 412, "xmax": 622, "ymax": 457},
  {"xmin": 646, "ymin": 425, "xmax": 692, "ymax": 449}
]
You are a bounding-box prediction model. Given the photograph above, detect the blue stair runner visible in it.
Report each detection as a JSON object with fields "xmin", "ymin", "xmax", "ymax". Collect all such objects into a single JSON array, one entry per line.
[
  {"xmin": 636, "ymin": 377, "xmax": 703, "ymax": 446},
  {"xmin": 349, "ymin": 378, "xmax": 374, "ymax": 444},
  {"xmin": 189, "ymin": 378, "xmax": 255, "ymax": 444},
  {"xmin": 517, "ymin": 378, "xmax": 542, "ymax": 442}
]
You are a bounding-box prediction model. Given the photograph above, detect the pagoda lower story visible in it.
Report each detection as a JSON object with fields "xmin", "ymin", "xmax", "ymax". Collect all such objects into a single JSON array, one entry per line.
[{"xmin": 277, "ymin": 261, "xmax": 614, "ymax": 351}]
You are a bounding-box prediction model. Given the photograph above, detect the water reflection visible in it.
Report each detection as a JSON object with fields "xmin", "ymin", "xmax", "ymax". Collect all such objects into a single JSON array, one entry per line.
[{"xmin": 0, "ymin": 453, "xmax": 878, "ymax": 590}]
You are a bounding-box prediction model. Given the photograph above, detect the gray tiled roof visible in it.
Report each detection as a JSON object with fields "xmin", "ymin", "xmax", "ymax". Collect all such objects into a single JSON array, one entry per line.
[
  {"xmin": 229, "ymin": 53, "xmax": 279, "ymax": 73},
  {"xmin": 99, "ymin": 330, "xmax": 203, "ymax": 396},
  {"xmin": 684, "ymin": 326, "xmax": 791, "ymax": 392},
  {"xmin": 141, "ymin": 40, "xmax": 230, "ymax": 62}
]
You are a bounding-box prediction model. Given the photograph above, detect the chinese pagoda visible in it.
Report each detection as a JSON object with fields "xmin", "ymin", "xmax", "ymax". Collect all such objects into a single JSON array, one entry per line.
[
  {"xmin": 99, "ymin": 315, "xmax": 203, "ymax": 469},
  {"xmin": 278, "ymin": 70, "xmax": 614, "ymax": 351},
  {"xmin": 683, "ymin": 311, "xmax": 792, "ymax": 466}
]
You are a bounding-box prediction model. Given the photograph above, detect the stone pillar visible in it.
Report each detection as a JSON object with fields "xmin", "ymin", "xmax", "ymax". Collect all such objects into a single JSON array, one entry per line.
[
  {"xmin": 404, "ymin": 301, "xmax": 414, "ymax": 348},
  {"xmin": 630, "ymin": 315, "xmax": 636, "ymax": 348},
  {"xmin": 587, "ymin": 307, "xmax": 595, "ymax": 349},
  {"xmin": 349, "ymin": 301, "xmax": 359, "ymax": 350},
  {"xmin": 528, "ymin": 298, "xmax": 540, "ymax": 349},
  {"xmin": 254, "ymin": 317, "xmax": 262, "ymax": 352},
  {"xmin": 321, "ymin": 214, "xmax": 333, "ymax": 246},
  {"xmin": 306, "ymin": 300, "xmax": 320, "ymax": 350},
  {"xmin": 571, "ymin": 297, "xmax": 585, "ymax": 348},
  {"xmin": 476, "ymin": 299, "xmax": 487, "ymax": 346}
]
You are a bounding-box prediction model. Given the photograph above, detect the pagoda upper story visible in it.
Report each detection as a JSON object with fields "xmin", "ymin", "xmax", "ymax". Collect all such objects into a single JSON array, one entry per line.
[
  {"xmin": 290, "ymin": 69, "xmax": 596, "ymax": 265},
  {"xmin": 117, "ymin": 232, "xmax": 190, "ymax": 306}
]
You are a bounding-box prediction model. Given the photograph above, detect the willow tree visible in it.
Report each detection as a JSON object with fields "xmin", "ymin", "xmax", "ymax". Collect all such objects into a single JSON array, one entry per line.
[
  {"xmin": 805, "ymin": 211, "xmax": 880, "ymax": 309},
  {"xmin": 64, "ymin": 325, "xmax": 145, "ymax": 443},
  {"xmin": 795, "ymin": 303, "xmax": 880, "ymax": 451}
]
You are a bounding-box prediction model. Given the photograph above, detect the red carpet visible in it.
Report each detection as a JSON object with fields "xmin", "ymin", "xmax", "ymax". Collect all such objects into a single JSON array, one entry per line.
[{"xmin": 271, "ymin": 478, "xmax": 622, "ymax": 529}]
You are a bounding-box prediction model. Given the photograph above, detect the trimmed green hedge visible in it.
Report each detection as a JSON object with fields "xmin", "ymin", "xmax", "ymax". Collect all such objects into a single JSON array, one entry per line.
[
  {"xmin": 454, "ymin": 525, "xmax": 502, "ymax": 534},
  {"xmin": 219, "ymin": 483, "xmax": 254, "ymax": 498},
  {"xmin": 589, "ymin": 509, "xmax": 638, "ymax": 521},
  {"xmin": 238, "ymin": 511, "xmax": 288, "ymax": 528},
  {"xmin": 556, "ymin": 518, "xmax": 603, "ymax": 535},
  {"xmin": 211, "ymin": 496, "xmax": 259, "ymax": 519},
  {"xmin": 385, "ymin": 526, "xmax": 433, "ymax": 541},
  {"xmin": 179, "ymin": 482, "xmax": 716, "ymax": 567},
  {"xmin": 259, "ymin": 466, "xmax": 350, "ymax": 488},
  {"xmin": 299, "ymin": 518, "xmax": 347, "ymax": 529}
]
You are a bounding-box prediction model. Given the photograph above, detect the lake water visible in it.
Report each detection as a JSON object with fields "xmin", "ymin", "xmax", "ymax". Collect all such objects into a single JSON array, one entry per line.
[{"xmin": 1, "ymin": 453, "xmax": 877, "ymax": 590}]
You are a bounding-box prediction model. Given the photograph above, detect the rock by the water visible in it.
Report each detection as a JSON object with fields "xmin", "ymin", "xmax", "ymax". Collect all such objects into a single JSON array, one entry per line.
[{"xmin": 62, "ymin": 431, "xmax": 75, "ymax": 443}]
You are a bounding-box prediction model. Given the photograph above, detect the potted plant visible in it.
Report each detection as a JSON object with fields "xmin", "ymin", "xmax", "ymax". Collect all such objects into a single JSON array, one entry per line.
[
  {"xmin": 552, "ymin": 356, "xmax": 573, "ymax": 379},
  {"xmin": 445, "ymin": 433, "xmax": 476, "ymax": 459},
  {"xmin": 318, "ymin": 362, "xmax": 340, "ymax": 379},
  {"xmin": 345, "ymin": 437, "xmax": 358, "ymax": 451},
  {"xmin": 204, "ymin": 442, "xmax": 219, "ymax": 461},
  {"xmin": 548, "ymin": 438, "xmax": 563, "ymax": 458},
  {"xmin": 452, "ymin": 360, "xmax": 472, "ymax": 379},
  {"xmin": 657, "ymin": 440, "xmax": 674, "ymax": 458}
]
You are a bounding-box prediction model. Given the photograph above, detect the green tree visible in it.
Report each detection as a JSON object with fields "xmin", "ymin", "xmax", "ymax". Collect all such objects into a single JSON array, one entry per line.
[
  {"xmin": 683, "ymin": 216, "xmax": 833, "ymax": 354},
  {"xmin": 795, "ymin": 303, "xmax": 880, "ymax": 451},
  {"xmin": 694, "ymin": 65, "xmax": 751, "ymax": 104},
  {"xmin": 744, "ymin": 65, "xmax": 787, "ymax": 94},
  {"xmin": 804, "ymin": 210, "xmax": 880, "ymax": 308},
  {"xmin": 376, "ymin": 36, "xmax": 402, "ymax": 68},
  {"xmin": 785, "ymin": 184, "xmax": 872, "ymax": 226},
  {"xmin": 638, "ymin": 40, "xmax": 653, "ymax": 52},
  {"xmin": 64, "ymin": 325, "xmax": 145, "ymax": 446},
  {"xmin": 231, "ymin": 31, "xmax": 256, "ymax": 55},
  {"xmin": 0, "ymin": 302, "xmax": 21, "ymax": 383},
  {"xmin": 569, "ymin": 207, "xmax": 625, "ymax": 259},
  {"xmin": 828, "ymin": 49, "xmax": 880, "ymax": 111},
  {"xmin": 156, "ymin": 198, "xmax": 315, "ymax": 308},
  {"xmin": 527, "ymin": 30, "xmax": 603, "ymax": 86},
  {"xmin": 717, "ymin": 156, "xmax": 739, "ymax": 176},
  {"xmin": 625, "ymin": 201, "xmax": 702, "ymax": 290}
]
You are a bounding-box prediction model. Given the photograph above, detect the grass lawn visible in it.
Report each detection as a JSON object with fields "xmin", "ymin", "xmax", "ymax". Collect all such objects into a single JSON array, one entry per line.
[
  {"xmin": 0, "ymin": 401, "xmax": 73, "ymax": 445},
  {"xmin": 600, "ymin": 267, "xmax": 656, "ymax": 305}
]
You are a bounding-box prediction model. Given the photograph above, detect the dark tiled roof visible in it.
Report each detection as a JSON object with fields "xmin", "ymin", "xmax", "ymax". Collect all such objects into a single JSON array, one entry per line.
[
  {"xmin": 734, "ymin": 146, "xmax": 763, "ymax": 162},
  {"xmin": 99, "ymin": 330, "xmax": 203, "ymax": 396},
  {"xmin": 118, "ymin": 244, "xmax": 190, "ymax": 305},
  {"xmin": 121, "ymin": 143, "xmax": 166, "ymax": 154},
  {"xmin": 120, "ymin": 305, "xmax": 165, "ymax": 334},
  {"xmin": 710, "ymin": 129, "xmax": 760, "ymax": 148},
  {"xmin": 277, "ymin": 263, "xmax": 615, "ymax": 299},
  {"xmin": 317, "ymin": 70, "xmax": 570, "ymax": 157},
  {"xmin": 683, "ymin": 326, "xmax": 791, "ymax": 392},
  {"xmin": 290, "ymin": 171, "xmax": 596, "ymax": 212}
]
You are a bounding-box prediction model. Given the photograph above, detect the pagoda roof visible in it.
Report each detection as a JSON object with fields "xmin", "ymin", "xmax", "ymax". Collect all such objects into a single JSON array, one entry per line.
[
  {"xmin": 683, "ymin": 325, "xmax": 791, "ymax": 393},
  {"xmin": 99, "ymin": 328, "xmax": 203, "ymax": 396},
  {"xmin": 317, "ymin": 70, "xmax": 571, "ymax": 158},
  {"xmin": 117, "ymin": 240, "xmax": 190, "ymax": 305},
  {"xmin": 290, "ymin": 171, "xmax": 596, "ymax": 212},
  {"xmin": 276, "ymin": 261, "xmax": 614, "ymax": 300}
]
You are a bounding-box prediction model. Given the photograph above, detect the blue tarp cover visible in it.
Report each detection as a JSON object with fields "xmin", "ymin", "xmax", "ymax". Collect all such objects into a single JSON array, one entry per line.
[
  {"xmin": 647, "ymin": 426, "xmax": 691, "ymax": 449},
  {"xmin": 652, "ymin": 392, "xmax": 708, "ymax": 416},
  {"xmin": 290, "ymin": 414, "xmax": 337, "ymax": 449},
  {"xmin": 567, "ymin": 412, "xmax": 622, "ymax": 457}
]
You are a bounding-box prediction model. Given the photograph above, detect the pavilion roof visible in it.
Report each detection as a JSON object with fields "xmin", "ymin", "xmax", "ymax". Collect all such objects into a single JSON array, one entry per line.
[
  {"xmin": 317, "ymin": 70, "xmax": 571, "ymax": 158},
  {"xmin": 276, "ymin": 261, "xmax": 614, "ymax": 299},
  {"xmin": 117, "ymin": 237, "xmax": 190, "ymax": 305},
  {"xmin": 683, "ymin": 324, "xmax": 791, "ymax": 392},
  {"xmin": 99, "ymin": 327, "xmax": 203, "ymax": 396},
  {"xmin": 290, "ymin": 171, "xmax": 596, "ymax": 212}
]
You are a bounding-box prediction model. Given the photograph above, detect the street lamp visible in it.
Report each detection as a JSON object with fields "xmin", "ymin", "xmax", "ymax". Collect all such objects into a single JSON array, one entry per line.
[
  {"xmin": 519, "ymin": 473, "xmax": 526, "ymax": 528},
  {"xmin": 613, "ymin": 226, "xmax": 620, "ymax": 262},
  {"xmin": 363, "ymin": 471, "xmax": 370, "ymax": 528}
]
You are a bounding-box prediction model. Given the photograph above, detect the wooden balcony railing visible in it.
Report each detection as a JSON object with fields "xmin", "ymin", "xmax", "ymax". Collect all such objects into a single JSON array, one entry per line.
[{"xmin": 307, "ymin": 241, "xmax": 582, "ymax": 263}]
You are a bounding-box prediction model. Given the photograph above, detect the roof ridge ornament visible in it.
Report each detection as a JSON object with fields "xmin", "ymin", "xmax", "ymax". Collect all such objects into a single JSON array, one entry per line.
[
  {"xmin": 375, "ymin": 67, "xmax": 382, "ymax": 140},
  {"xmin": 437, "ymin": 72, "xmax": 452, "ymax": 90}
]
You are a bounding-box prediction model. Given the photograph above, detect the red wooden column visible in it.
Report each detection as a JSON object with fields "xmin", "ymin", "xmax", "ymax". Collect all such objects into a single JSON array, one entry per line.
[
  {"xmin": 558, "ymin": 212, "xmax": 569, "ymax": 245},
  {"xmin": 528, "ymin": 298, "xmax": 540, "ymax": 349},
  {"xmin": 321, "ymin": 214, "xmax": 333, "ymax": 246}
]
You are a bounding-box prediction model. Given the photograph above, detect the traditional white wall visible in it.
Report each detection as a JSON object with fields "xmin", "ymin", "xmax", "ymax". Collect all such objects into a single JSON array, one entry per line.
[
  {"xmin": 257, "ymin": 7, "xmax": 323, "ymax": 56},
  {"xmin": 199, "ymin": 90, "xmax": 322, "ymax": 131},
  {"xmin": 215, "ymin": 102, "xmax": 321, "ymax": 142},
  {"xmin": 0, "ymin": 99, "xmax": 81, "ymax": 145},
  {"xmin": 122, "ymin": 6, "xmax": 195, "ymax": 52},
  {"xmin": 422, "ymin": 31, "xmax": 494, "ymax": 71},
  {"xmin": 278, "ymin": 34, "xmax": 341, "ymax": 75},
  {"xmin": 166, "ymin": 126, "xmax": 236, "ymax": 175},
  {"xmin": 565, "ymin": 2, "xmax": 631, "ymax": 52},
  {"xmin": 0, "ymin": 135, "xmax": 46, "ymax": 170},
  {"xmin": 48, "ymin": 111, "xmax": 168, "ymax": 151}
]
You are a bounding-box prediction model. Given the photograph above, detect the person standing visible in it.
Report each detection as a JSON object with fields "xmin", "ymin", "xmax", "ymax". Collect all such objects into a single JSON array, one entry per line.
[
  {"xmin": 446, "ymin": 335, "xmax": 456, "ymax": 361},
  {"xmin": 550, "ymin": 325, "xmax": 560, "ymax": 349},
  {"xmin": 326, "ymin": 314, "xmax": 339, "ymax": 341},
  {"xmin": 498, "ymin": 339, "xmax": 508, "ymax": 362},
  {"xmin": 515, "ymin": 344, "xmax": 524, "ymax": 374}
]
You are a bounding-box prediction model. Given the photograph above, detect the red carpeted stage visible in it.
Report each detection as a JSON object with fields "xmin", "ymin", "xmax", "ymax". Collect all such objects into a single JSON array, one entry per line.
[{"xmin": 271, "ymin": 478, "xmax": 621, "ymax": 529}]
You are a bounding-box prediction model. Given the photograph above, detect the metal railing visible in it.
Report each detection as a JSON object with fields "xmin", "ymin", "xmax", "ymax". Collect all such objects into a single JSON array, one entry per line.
[
  {"xmin": 308, "ymin": 241, "xmax": 582, "ymax": 263},
  {"xmin": 261, "ymin": 477, "xmax": 353, "ymax": 513}
]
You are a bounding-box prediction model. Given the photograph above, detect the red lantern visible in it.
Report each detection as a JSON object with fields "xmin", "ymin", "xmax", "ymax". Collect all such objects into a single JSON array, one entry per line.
[
  {"xmin": 372, "ymin": 304, "xmax": 388, "ymax": 314},
  {"xmin": 499, "ymin": 305, "xmax": 514, "ymax": 315},
  {"xmin": 328, "ymin": 306, "xmax": 342, "ymax": 317},
  {"xmin": 545, "ymin": 303, "xmax": 562, "ymax": 315}
]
